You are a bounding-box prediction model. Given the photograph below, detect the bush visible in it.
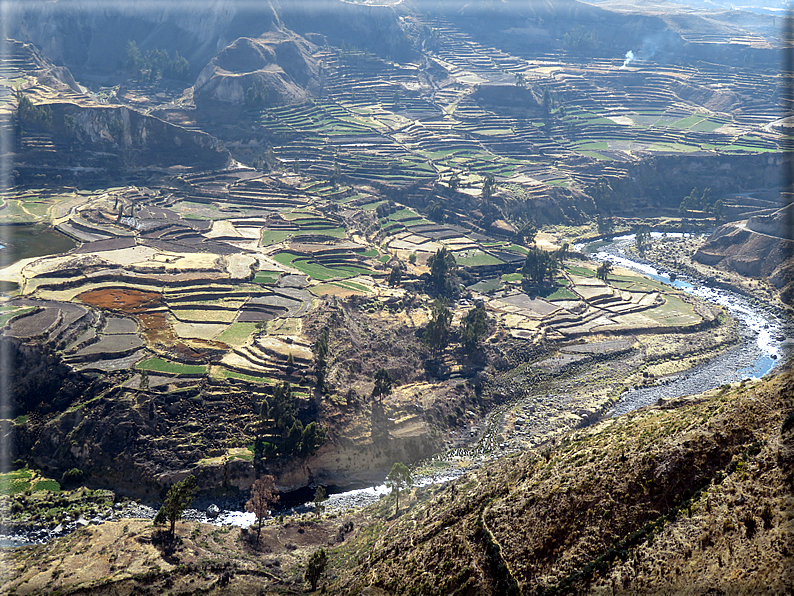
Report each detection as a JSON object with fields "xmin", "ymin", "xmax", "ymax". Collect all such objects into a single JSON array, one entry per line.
[{"xmin": 61, "ymin": 468, "xmax": 84, "ymax": 488}]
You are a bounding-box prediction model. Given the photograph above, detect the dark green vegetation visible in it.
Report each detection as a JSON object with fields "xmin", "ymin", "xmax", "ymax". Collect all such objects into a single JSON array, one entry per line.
[{"xmin": 154, "ymin": 475, "xmax": 197, "ymax": 540}]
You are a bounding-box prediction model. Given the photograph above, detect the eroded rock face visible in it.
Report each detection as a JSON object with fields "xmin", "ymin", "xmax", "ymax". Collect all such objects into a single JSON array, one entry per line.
[
  {"xmin": 18, "ymin": 102, "xmax": 232, "ymax": 171},
  {"xmin": 695, "ymin": 207, "xmax": 794, "ymax": 284},
  {"xmin": 193, "ymin": 34, "xmax": 319, "ymax": 108}
]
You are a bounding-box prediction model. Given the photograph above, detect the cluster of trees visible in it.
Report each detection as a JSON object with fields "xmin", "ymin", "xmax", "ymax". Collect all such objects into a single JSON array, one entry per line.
[
  {"xmin": 125, "ymin": 41, "xmax": 191, "ymax": 82},
  {"xmin": 15, "ymin": 93, "xmax": 52, "ymax": 133},
  {"xmin": 521, "ymin": 247, "xmax": 559, "ymax": 284},
  {"xmin": 245, "ymin": 77, "xmax": 271, "ymax": 108},
  {"xmin": 634, "ymin": 225, "xmax": 651, "ymax": 257},
  {"xmin": 425, "ymin": 299, "xmax": 490, "ymax": 356},
  {"xmin": 597, "ymin": 261, "xmax": 613, "ymax": 281},
  {"xmin": 259, "ymin": 381, "xmax": 325, "ymax": 457},
  {"xmin": 252, "ymin": 146, "xmax": 278, "ymax": 171},
  {"xmin": 679, "ymin": 187, "xmax": 724, "ymax": 220},
  {"xmin": 563, "ymin": 25, "xmax": 598, "ymax": 52}
]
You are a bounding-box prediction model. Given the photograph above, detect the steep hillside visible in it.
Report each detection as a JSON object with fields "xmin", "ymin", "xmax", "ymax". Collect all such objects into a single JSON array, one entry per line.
[
  {"xmin": 332, "ymin": 368, "xmax": 794, "ymax": 595},
  {"xmin": 694, "ymin": 204, "xmax": 794, "ymax": 304},
  {"xmin": 2, "ymin": 368, "xmax": 790, "ymax": 595}
]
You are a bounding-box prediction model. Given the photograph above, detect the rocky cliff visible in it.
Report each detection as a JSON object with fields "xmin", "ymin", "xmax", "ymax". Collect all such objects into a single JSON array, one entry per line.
[
  {"xmin": 694, "ymin": 204, "xmax": 794, "ymax": 302},
  {"xmin": 193, "ymin": 33, "xmax": 320, "ymax": 109},
  {"xmin": 7, "ymin": 0, "xmax": 411, "ymax": 78}
]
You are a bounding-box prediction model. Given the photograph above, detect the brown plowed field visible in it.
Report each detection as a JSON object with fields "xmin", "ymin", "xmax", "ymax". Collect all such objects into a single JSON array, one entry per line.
[{"xmin": 78, "ymin": 288, "xmax": 205, "ymax": 361}]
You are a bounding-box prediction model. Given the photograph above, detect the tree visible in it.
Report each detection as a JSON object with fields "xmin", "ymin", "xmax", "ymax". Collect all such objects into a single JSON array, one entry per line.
[
  {"xmin": 299, "ymin": 421, "xmax": 326, "ymax": 457},
  {"xmin": 481, "ymin": 172, "xmax": 496, "ymax": 203},
  {"xmin": 448, "ymin": 171, "xmax": 460, "ymax": 192},
  {"xmin": 245, "ymin": 76, "xmax": 270, "ymax": 108},
  {"xmin": 427, "ymin": 246, "xmax": 458, "ymax": 297},
  {"xmin": 372, "ymin": 368, "xmax": 393, "ymax": 401},
  {"xmin": 634, "ymin": 225, "xmax": 651, "ymax": 257},
  {"xmin": 313, "ymin": 327, "xmax": 330, "ymax": 390},
  {"xmin": 460, "ymin": 303, "xmax": 489, "ymax": 352},
  {"xmin": 427, "ymin": 200, "xmax": 445, "ymax": 223},
  {"xmin": 425, "ymin": 298, "xmax": 452, "ymax": 355},
  {"xmin": 305, "ymin": 548, "xmax": 328, "ymax": 591},
  {"xmin": 153, "ymin": 475, "xmax": 197, "ymax": 540},
  {"xmin": 388, "ymin": 264, "xmax": 402, "ymax": 287},
  {"xmin": 125, "ymin": 40, "xmax": 143, "ymax": 73},
  {"xmin": 246, "ymin": 475, "xmax": 279, "ymax": 546},
  {"xmin": 521, "ymin": 247, "xmax": 557, "ymax": 284},
  {"xmin": 597, "ymin": 261, "xmax": 613, "ymax": 282},
  {"xmin": 386, "ymin": 462, "xmax": 412, "ymax": 513},
  {"xmin": 313, "ymin": 486, "xmax": 328, "ymax": 517},
  {"xmin": 514, "ymin": 220, "xmax": 537, "ymax": 245},
  {"xmin": 590, "ymin": 177, "xmax": 616, "ymax": 217},
  {"xmin": 514, "ymin": 72, "xmax": 526, "ymax": 88},
  {"xmin": 712, "ymin": 198, "xmax": 725, "ymax": 221},
  {"xmin": 556, "ymin": 242, "xmax": 569, "ymax": 263}
]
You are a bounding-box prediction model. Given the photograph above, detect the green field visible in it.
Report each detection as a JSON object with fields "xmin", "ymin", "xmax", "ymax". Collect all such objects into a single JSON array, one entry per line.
[
  {"xmin": 0, "ymin": 469, "xmax": 61, "ymax": 495},
  {"xmin": 215, "ymin": 322, "xmax": 260, "ymax": 346},
  {"xmin": 215, "ymin": 369, "xmax": 274, "ymax": 384},
  {"xmin": 253, "ymin": 271, "xmax": 281, "ymax": 285},
  {"xmin": 454, "ymin": 251, "xmax": 504, "ymax": 267},
  {"xmin": 566, "ymin": 265, "xmax": 596, "ymax": 277},
  {"xmin": 137, "ymin": 358, "xmax": 207, "ymax": 375}
]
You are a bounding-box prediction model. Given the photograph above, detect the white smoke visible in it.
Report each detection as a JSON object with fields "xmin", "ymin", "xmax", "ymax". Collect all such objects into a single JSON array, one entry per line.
[{"xmin": 620, "ymin": 50, "xmax": 635, "ymax": 69}]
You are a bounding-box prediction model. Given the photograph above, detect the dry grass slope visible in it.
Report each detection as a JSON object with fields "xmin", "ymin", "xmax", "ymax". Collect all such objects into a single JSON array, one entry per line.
[{"xmin": 332, "ymin": 368, "xmax": 794, "ymax": 595}]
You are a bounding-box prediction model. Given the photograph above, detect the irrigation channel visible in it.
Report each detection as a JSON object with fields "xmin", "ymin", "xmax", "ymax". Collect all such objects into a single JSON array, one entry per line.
[{"xmin": 204, "ymin": 232, "xmax": 790, "ymax": 527}]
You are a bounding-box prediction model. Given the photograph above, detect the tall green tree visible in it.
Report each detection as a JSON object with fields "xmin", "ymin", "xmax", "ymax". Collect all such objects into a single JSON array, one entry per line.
[
  {"xmin": 425, "ymin": 298, "xmax": 452, "ymax": 355},
  {"xmin": 305, "ymin": 548, "xmax": 328, "ymax": 591},
  {"xmin": 153, "ymin": 475, "xmax": 197, "ymax": 540},
  {"xmin": 427, "ymin": 246, "xmax": 458, "ymax": 297},
  {"xmin": 460, "ymin": 303, "xmax": 489, "ymax": 352},
  {"xmin": 386, "ymin": 462, "xmax": 413, "ymax": 513}
]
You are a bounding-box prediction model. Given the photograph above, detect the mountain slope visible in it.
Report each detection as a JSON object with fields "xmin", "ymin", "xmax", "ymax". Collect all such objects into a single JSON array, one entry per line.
[{"xmin": 332, "ymin": 368, "xmax": 794, "ymax": 595}]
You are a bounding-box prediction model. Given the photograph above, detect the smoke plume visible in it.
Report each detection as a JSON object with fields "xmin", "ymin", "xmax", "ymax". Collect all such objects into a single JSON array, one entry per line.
[{"xmin": 620, "ymin": 50, "xmax": 635, "ymax": 69}]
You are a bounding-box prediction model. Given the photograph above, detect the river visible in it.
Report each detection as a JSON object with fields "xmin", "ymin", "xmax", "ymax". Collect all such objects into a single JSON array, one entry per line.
[
  {"xmin": 204, "ymin": 232, "xmax": 790, "ymax": 526},
  {"xmin": 583, "ymin": 232, "xmax": 789, "ymax": 415},
  {"xmin": 5, "ymin": 233, "xmax": 789, "ymax": 538}
]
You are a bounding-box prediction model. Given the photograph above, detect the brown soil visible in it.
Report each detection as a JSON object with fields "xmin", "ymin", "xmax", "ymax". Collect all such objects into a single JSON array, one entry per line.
[
  {"xmin": 78, "ymin": 288, "xmax": 164, "ymax": 314},
  {"xmin": 78, "ymin": 288, "xmax": 209, "ymax": 361}
]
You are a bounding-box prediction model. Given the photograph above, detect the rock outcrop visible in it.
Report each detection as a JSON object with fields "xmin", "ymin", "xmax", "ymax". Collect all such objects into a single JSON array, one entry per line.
[
  {"xmin": 694, "ymin": 204, "xmax": 794, "ymax": 302},
  {"xmin": 193, "ymin": 33, "xmax": 319, "ymax": 109}
]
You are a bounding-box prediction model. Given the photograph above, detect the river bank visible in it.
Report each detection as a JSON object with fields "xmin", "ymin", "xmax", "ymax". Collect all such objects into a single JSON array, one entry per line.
[{"xmin": 3, "ymin": 233, "xmax": 788, "ymax": 546}]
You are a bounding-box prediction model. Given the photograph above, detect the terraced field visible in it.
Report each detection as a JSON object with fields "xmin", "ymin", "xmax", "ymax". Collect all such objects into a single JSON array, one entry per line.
[{"xmin": 0, "ymin": 4, "xmax": 781, "ymax": 497}]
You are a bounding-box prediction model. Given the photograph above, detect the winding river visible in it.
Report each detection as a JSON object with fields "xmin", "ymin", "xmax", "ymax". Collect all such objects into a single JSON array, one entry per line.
[
  {"xmin": 584, "ymin": 233, "xmax": 789, "ymax": 415},
  {"xmin": 208, "ymin": 232, "xmax": 790, "ymax": 526},
  {"xmin": 5, "ymin": 233, "xmax": 789, "ymax": 540}
]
